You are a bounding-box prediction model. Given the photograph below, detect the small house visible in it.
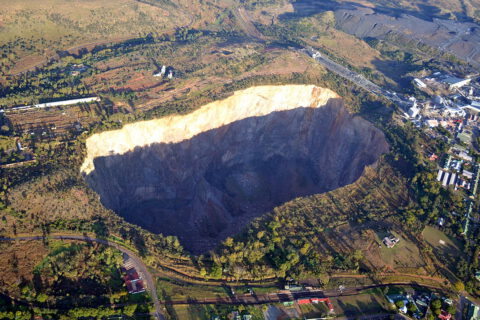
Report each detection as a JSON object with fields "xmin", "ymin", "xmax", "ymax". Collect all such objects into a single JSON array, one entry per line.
[
  {"xmin": 438, "ymin": 310, "xmax": 452, "ymax": 320},
  {"xmin": 437, "ymin": 217, "xmax": 445, "ymax": 226},
  {"xmin": 414, "ymin": 78, "xmax": 427, "ymax": 88},
  {"xmin": 383, "ymin": 235, "xmax": 400, "ymax": 248}
]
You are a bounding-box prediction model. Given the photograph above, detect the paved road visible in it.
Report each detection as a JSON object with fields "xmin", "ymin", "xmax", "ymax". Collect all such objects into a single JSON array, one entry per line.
[
  {"xmin": 301, "ymin": 47, "xmax": 407, "ymax": 107},
  {"xmin": 456, "ymin": 295, "xmax": 467, "ymax": 320},
  {"xmin": 0, "ymin": 235, "xmax": 165, "ymax": 320}
]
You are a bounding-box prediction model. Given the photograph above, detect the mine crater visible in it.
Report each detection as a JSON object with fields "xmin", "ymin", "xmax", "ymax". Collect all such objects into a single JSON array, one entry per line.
[{"xmin": 82, "ymin": 85, "xmax": 388, "ymax": 253}]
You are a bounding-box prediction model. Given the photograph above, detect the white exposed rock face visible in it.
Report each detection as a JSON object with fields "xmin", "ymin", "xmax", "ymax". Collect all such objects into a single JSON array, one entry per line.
[
  {"xmin": 81, "ymin": 85, "xmax": 338, "ymax": 174},
  {"xmin": 82, "ymin": 85, "xmax": 389, "ymax": 253}
]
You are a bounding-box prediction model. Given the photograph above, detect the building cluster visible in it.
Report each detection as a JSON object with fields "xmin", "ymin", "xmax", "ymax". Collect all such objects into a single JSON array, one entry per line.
[
  {"xmin": 122, "ymin": 254, "xmax": 146, "ymax": 294},
  {"xmin": 68, "ymin": 63, "xmax": 89, "ymax": 77},
  {"xmin": 386, "ymin": 291, "xmax": 453, "ymax": 320},
  {"xmin": 297, "ymin": 297, "xmax": 334, "ymax": 312},
  {"xmin": 436, "ymin": 151, "xmax": 480, "ymax": 194},
  {"xmin": 405, "ymin": 71, "xmax": 480, "ymax": 240},
  {"xmin": 154, "ymin": 65, "xmax": 175, "ymax": 79},
  {"xmin": 409, "ymin": 72, "xmax": 480, "ymax": 127}
]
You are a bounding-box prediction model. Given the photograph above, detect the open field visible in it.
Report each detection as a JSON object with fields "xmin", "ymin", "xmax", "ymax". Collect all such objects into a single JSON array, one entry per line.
[
  {"xmin": 0, "ymin": 0, "xmax": 223, "ymax": 74},
  {"xmin": 298, "ymin": 302, "xmax": 330, "ymax": 318},
  {"xmin": 172, "ymin": 304, "xmax": 265, "ymax": 320},
  {"xmin": 156, "ymin": 274, "xmax": 280, "ymax": 302},
  {"xmin": 7, "ymin": 103, "xmax": 103, "ymax": 137},
  {"xmin": 156, "ymin": 277, "xmax": 230, "ymax": 301},
  {"xmin": 320, "ymin": 221, "xmax": 432, "ymax": 275},
  {"xmin": 0, "ymin": 240, "xmax": 50, "ymax": 296},
  {"xmin": 331, "ymin": 288, "xmax": 389, "ymax": 318},
  {"xmin": 422, "ymin": 226, "xmax": 463, "ymax": 257}
]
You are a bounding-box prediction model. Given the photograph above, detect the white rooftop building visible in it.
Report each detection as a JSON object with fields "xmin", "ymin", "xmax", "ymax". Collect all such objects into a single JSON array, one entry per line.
[
  {"xmin": 444, "ymin": 105, "xmax": 466, "ymax": 117},
  {"xmin": 425, "ymin": 119, "xmax": 439, "ymax": 127},
  {"xmin": 154, "ymin": 65, "xmax": 167, "ymax": 77},
  {"xmin": 408, "ymin": 102, "xmax": 420, "ymax": 118},
  {"xmin": 463, "ymin": 101, "xmax": 480, "ymax": 113},
  {"xmin": 10, "ymin": 97, "xmax": 100, "ymax": 112},
  {"xmin": 442, "ymin": 76, "xmax": 472, "ymax": 89},
  {"xmin": 414, "ymin": 78, "xmax": 427, "ymax": 88}
]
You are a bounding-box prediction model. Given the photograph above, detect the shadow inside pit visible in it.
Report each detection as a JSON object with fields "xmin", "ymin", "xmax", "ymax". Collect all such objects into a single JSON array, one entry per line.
[{"xmin": 85, "ymin": 100, "xmax": 388, "ymax": 253}]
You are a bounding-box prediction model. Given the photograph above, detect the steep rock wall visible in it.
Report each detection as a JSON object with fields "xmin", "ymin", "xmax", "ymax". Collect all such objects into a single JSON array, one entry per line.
[{"xmin": 82, "ymin": 85, "xmax": 389, "ymax": 253}]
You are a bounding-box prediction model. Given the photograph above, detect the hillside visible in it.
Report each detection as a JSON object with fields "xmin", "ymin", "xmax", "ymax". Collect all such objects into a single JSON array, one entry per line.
[{"xmin": 0, "ymin": 0, "xmax": 223, "ymax": 74}]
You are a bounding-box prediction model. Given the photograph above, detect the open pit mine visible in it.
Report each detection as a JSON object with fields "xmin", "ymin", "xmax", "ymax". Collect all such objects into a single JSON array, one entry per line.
[{"xmin": 81, "ymin": 85, "xmax": 389, "ymax": 253}]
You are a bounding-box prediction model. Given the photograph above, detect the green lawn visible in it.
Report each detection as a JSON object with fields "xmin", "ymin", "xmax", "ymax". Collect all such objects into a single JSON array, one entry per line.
[
  {"xmin": 299, "ymin": 302, "xmax": 329, "ymax": 318},
  {"xmin": 172, "ymin": 304, "xmax": 265, "ymax": 320},
  {"xmin": 374, "ymin": 230, "xmax": 425, "ymax": 270},
  {"xmin": 332, "ymin": 288, "xmax": 390, "ymax": 318},
  {"xmin": 422, "ymin": 226, "xmax": 462, "ymax": 257},
  {"xmin": 157, "ymin": 277, "xmax": 229, "ymax": 301}
]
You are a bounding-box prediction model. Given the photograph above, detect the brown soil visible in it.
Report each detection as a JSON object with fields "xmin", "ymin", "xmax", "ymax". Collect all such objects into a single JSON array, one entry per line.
[{"xmin": 0, "ymin": 241, "xmax": 49, "ymax": 296}]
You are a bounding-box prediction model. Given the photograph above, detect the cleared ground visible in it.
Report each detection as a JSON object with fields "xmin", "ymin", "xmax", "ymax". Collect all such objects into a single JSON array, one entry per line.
[
  {"xmin": 0, "ymin": 0, "xmax": 218, "ymax": 74},
  {"xmin": 422, "ymin": 226, "xmax": 462, "ymax": 257},
  {"xmin": 331, "ymin": 288, "xmax": 389, "ymax": 318}
]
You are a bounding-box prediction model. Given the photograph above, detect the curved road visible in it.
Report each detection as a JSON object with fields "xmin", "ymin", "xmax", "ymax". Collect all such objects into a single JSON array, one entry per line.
[{"xmin": 0, "ymin": 235, "xmax": 164, "ymax": 320}]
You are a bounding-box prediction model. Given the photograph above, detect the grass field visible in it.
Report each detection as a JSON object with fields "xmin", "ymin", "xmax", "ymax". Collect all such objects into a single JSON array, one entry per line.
[
  {"xmin": 172, "ymin": 304, "xmax": 265, "ymax": 320},
  {"xmin": 0, "ymin": 0, "xmax": 219, "ymax": 74},
  {"xmin": 422, "ymin": 226, "xmax": 462, "ymax": 257},
  {"xmin": 422, "ymin": 225, "xmax": 465, "ymax": 278},
  {"xmin": 157, "ymin": 275, "xmax": 279, "ymax": 301},
  {"xmin": 298, "ymin": 302, "xmax": 330, "ymax": 318},
  {"xmin": 157, "ymin": 277, "xmax": 229, "ymax": 301},
  {"xmin": 374, "ymin": 229, "xmax": 428, "ymax": 272},
  {"xmin": 331, "ymin": 288, "xmax": 390, "ymax": 318}
]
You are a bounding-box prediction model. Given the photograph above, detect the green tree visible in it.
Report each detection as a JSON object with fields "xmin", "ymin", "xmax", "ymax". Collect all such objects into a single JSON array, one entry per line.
[
  {"xmin": 407, "ymin": 302, "xmax": 417, "ymax": 313},
  {"xmin": 447, "ymin": 304, "xmax": 456, "ymax": 315},
  {"xmin": 209, "ymin": 263, "xmax": 222, "ymax": 279},
  {"xmin": 454, "ymin": 281, "xmax": 465, "ymax": 292},
  {"xmin": 395, "ymin": 300, "xmax": 405, "ymax": 309},
  {"xmin": 36, "ymin": 293, "xmax": 48, "ymax": 303}
]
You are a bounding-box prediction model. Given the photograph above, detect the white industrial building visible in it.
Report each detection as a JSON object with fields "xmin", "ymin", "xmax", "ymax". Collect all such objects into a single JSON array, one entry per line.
[
  {"xmin": 442, "ymin": 76, "xmax": 472, "ymax": 89},
  {"xmin": 437, "ymin": 169, "xmax": 457, "ymax": 187},
  {"xmin": 408, "ymin": 105, "xmax": 420, "ymax": 118},
  {"xmin": 462, "ymin": 101, "xmax": 480, "ymax": 113},
  {"xmin": 444, "ymin": 105, "xmax": 466, "ymax": 117},
  {"xmin": 414, "ymin": 78, "xmax": 427, "ymax": 88},
  {"xmin": 10, "ymin": 97, "xmax": 100, "ymax": 112},
  {"xmin": 424, "ymin": 119, "xmax": 439, "ymax": 127},
  {"xmin": 437, "ymin": 170, "xmax": 457, "ymax": 187},
  {"xmin": 154, "ymin": 65, "xmax": 167, "ymax": 77}
]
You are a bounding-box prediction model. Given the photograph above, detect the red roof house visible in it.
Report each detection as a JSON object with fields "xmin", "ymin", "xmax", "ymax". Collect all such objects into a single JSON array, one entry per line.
[{"xmin": 439, "ymin": 311, "xmax": 452, "ymax": 320}]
